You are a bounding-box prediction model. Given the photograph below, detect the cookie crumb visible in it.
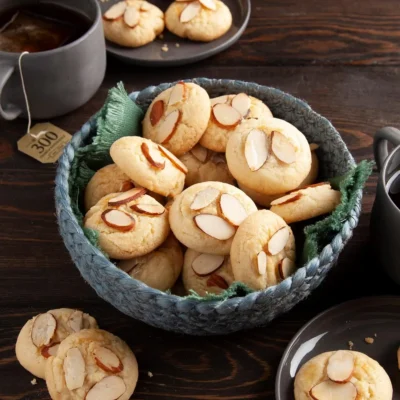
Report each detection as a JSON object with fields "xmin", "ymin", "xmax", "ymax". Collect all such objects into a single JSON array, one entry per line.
[
  {"xmin": 159, "ymin": 33, "xmax": 164, "ymax": 39},
  {"xmin": 348, "ymin": 340, "xmax": 354, "ymax": 350},
  {"xmin": 161, "ymin": 45, "xmax": 169, "ymax": 52},
  {"xmin": 31, "ymin": 378, "xmax": 37, "ymax": 385},
  {"xmin": 175, "ymin": 43, "xmax": 180, "ymax": 48},
  {"xmin": 148, "ymin": 371, "xmax": 153, "ymax": 378},
  {"xmin": 365, "ymin": 337, "xmax": 374, "ymax": 344}
]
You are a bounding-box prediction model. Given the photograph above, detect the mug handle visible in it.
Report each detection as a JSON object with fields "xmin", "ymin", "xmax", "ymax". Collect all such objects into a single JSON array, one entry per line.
[
  {"xmin": 374, "ymin": 127, "xmax": 400, "ymax": 171},
  {"xmin": 0, "ymin": 62, "xmax": 22, "ymax": 120}
]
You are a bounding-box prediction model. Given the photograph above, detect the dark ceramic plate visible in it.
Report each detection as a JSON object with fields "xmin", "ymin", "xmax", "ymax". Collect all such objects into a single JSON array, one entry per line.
[
  {"xmin": 98, "ymin": 0, "xmax": 250, "ymax": 66},
  {"xmin": 276, "ymin": 296, "xmax": 400, "ymax": 400}
]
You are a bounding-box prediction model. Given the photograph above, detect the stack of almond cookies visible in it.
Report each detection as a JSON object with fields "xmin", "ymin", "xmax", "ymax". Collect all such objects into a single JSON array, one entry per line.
[{"xmin": 83, "ymin": 81, "xmax": 341, "ymax": 296}]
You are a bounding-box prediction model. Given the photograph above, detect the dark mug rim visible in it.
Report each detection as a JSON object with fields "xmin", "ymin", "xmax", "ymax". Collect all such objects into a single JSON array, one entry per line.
[
  {"xmin": 381, "ymin": 143, "xmax": 400, "ymax": 209},
  {"xmin": 0, "ymin": 0, "xmax": 101, "ymax": 58}
]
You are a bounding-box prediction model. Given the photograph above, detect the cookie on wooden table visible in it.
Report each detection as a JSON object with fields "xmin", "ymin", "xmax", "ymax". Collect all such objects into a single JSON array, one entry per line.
[
  {"xmin": 165, "ymin": 0, "xmax": 232, "ymax": 42},
  {"xmin": 169, "ymin": 182, "xmax": 257, "ymax": 255},
  {"xmin": 269, "ymin": 183, "xmax": 341, "ymax": 224},
  {"xmin": 182, "ymin": 248, "xmax": 234, "ymax": 296},
  {"xmin": 199, "ymin": 93, "xmax": 273, "ymax": 153},
  {"xmin": 118, "ymin": 234, "xmax": 183, "ymax": 291},
  {"xmin": 16, "ymin": 308, "xmax": 98, "ymax": 379},
  {"xmin": 142, "ymin": 82, "xmax": 211, "ymax": 156},
  {"xmin": 226, "ymin": 118, "xmax": 312, "ymax": 195},
  {"xmin": 84, "ymin": 190, "xmax": 169, "ymax": 259},
  {"xmin": 179, "ymin": 144, "xmax": 235, "ymax": 186},
  {"xmin": 110, "ymin": 137, "xmax": 187, "ymax": 197},
  {"xmin": 294, "ymin": 350, "xmax": 392, "ymax": 400},
  {"xmin": 103, "ymin": 0, "xmax": 164, "ymax": 47},
  {"xmin": 45, "ymin": 329, "xmax": 138, "ymax": 400},
  {"xmin": 230, "ymin": 210, "xmax": 296, "ymax": 291}
]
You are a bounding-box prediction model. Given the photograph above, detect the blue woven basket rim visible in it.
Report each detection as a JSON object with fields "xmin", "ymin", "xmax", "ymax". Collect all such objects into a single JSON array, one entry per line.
[{"xmin": 56, "ymin": 78, "xmax": 361, "ymax": 311}]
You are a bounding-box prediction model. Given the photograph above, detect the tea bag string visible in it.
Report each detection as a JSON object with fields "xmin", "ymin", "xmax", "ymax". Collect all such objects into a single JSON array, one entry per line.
[{"xmin": 18, "ymin": 51, "xmax": 34, "ymax": 136}]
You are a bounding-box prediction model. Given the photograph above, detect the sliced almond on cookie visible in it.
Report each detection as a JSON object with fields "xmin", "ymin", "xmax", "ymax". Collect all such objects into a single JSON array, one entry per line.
[
  {"xmin": 130, "ymin": 203, "xmax": 165, "ymax": 215},
  {"xmin": 257, "ymin": 251, "xmax": 267, "ymax": 276},
  {"xmin": 41, "ymin": 342, "xmax": 60, "ymax": 358},
  {"xmin": 158, "ymin": 145, "xmax": 188, "ymax": 174},
  {"xmin": 192, "ymin": 254, "xmax": 225, "ymax": 276},
  {"xmin": 103, "ymin": 1, "xmax": 126, "ymax": 20},
  {"xmin": 212, "ymin": 103, "xmax": 242, "ymax": 128},
  {"xmin": 157, "ymin": 110, "xmax": 181, "ymax": 144},
  {"xmin": 270, "ymin": 192, "xmax": 302, "ymax": 206},
  {"xmin": 327, "ymin": 350, "xmax": 355, "ymax": 383},
  {"xmin": 141, "ymin": 142, "xmax": 166, "ymax": 169},
  {"xmin": 150, "ymin": 100, "xmax": 165, "ymax": 126},
  {"xmin": 190, "ymin": 144, "xmax": 208, "ymax": 163},
  {"xmin": 67, "ymin": 310, "xmax": 83, "ymax": 333},
  {"xmin": 94, "ymin": 347, "xmax": 123, "ymax": 374},
  {"xmin": 219, "ymin": 193, "xmax": 248, "ymax": 226},
  {"xmin": 86, "ymin": 376, "xmax": 126, "ymax": 400},
  {"xmin": 123, "ymin": 6, "xmax": 140, "ymax": 28},
  {"xmin": 310, "ymin": 381, "xmax": 357, "ymax": 400},
  {"xmin": 31, "ymin": 313, "xmax": 57, "ymax": 348},
  {"xmin": 271, "ymin": 131, "xmax": 296, "ymax": 164},
  {"xmin": 101, "ymin": 209, "xmax": 135, "ymax": 231},
  {"xmin": 168, "ymin": 82, "xmax": 186, "ymax": 106},
  {"xmin": 108, "ymin": 188, "xmax": 147, "ymax": 207},
  {"xmin": 206, "ymin": 274, "xmax": 229, "ymax": 289},
  {"xmin": 309, "ymin": 143, "xmax": 319, "ymax": 151},
  {"xmin": 194, "ymin": 214, "xmax": 236, "ymax": 240},
  {"xmin": 245, "ymin": 129, "xmax": 268, "ymax": 171},
  {"xmin": 267, "ymin": 227, "xmax": 289, "ymax": 255},
  {"xmin": 210, "ymin": 95, "xmax": 229, "ymax": 106},
  {"xmin": 64, "ymin": 347, "xmax": 85, "ymax": 391},
  {"xmin": 278, "ymin": 258, "xmax": 296, "ymax": 279},
  {"xmin": 199, "ymin": 0, "xmax": 217, "ymax": 10},
  {"xmin": 119, "ymin": 181, "xmax": 134, "ymax": 192},
  {"xmin": 190, "ymin": 187, "xmax": 220, "ymax": 210},
  {"xmin": 180, "ymin": 1, "xmax": 201, "ymax": 22},
  {"xmin": 231, "ymin": 93, "xmax": 251, "ymax": 118}
]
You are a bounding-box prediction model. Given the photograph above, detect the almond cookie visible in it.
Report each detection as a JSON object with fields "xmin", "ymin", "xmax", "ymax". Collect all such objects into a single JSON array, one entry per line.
[
  {"xmin": 294, "ymin": 350, "xmax": 392, "ymax": 400},
  {"xmin": 169, "ymin": 182, "xmax": 258, "ymax": 255},
  {"xmin": 110, "ymin": 137, "xmax": 187, "ymax": 197},
  {"xmin": 226, "ymin": 118, "xmax": 312, "ymax": 195},
  {"xmin": 103, "ymin": 0, "xmax": 164, "ymax": 48},
  {"xmin": 179, "ymin": 144, "xmax": 235, "ymax": 186},
  {"xmin": 118, "ymin": 234, "xmax": 183, "ymax": 291},
  {"xmin": 16, "ymin": 309, "xmax": 98, "ymax": 379},
  {"xmin": 270, "ymin": 183, "xmax": 341, "ymax": 224},
  {"xmin": 142, "ymin": 82, "xmax": 211, "ymax": 156},
  {"xmin": 230, "ymin": 210, "xmax": 296, "ymax": 291},
  {"xmin": 199, "ymin": 93, "xmax": 273, "ymax": 153},
  {"xmin": 45, "ymin": 329, "xmax": 138, "ymax": 400},
  {"xmin": 182, "ymin": 248, "xmax": 234, "ymax": 296},
  {"xmin": 84, "ymin": 190, "xmax": 169, "ymax": 259},
  {"xmin": 165, "ymin": 0, "xmax": 232, "ymax": 42}
]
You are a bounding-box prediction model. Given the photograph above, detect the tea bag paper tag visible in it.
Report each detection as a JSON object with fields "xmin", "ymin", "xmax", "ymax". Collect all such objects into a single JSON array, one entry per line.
[{"xmin": 17, "ymin": 123, "xmax": 72, "ymax": 163}]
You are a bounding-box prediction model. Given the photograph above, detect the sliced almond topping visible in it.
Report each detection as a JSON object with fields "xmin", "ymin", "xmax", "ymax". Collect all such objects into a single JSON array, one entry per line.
[
  {"xmin": 156, "ymin": 110, "xmax": 181, "ymax": 144},
  {"xmin": 271, "ymin": 131, "xmax": 296, "ymax": 164},
  {"xmin": 231, "ymin": 93, "xmax": 251, "ymax": 118},
  {"xmin": 67, "ymin": 310, "xmax": 83, "ymax": 333},
  {"xmin": 158, "ymin": 145, "xmax": 188, "ymax": 174},
  {"xmin": 150, "ymin": 100, "xmax": 165, "ymax": 126},
  {"xmin": 190, "ymin": 144, "xmax": 208, "ymax": 163},
  {"xmin": 206, "ymin": 274, "xmax": 229, "ymax": 289},
  {"xmin": 270, "ymin": 192, "xmax": 302, "ymax": 206},
  {"xmin": 123, "ymin": 6, "xmax": 140, "ymax": 28},
  {"xmin": 219, "ymin": 193, "xmax": 248, "ymax": 226},
  {"xmin": 101, "ymin": 209, "xmax": 135, "ymax": 231},
  {"xmin": 327, "ymin": 351, "xmax": 355, "ymax": 383},
  {"xmin": 41, "ymin": 343, "xmax": 60, "ymax": 358},
  {"xmin": 278, "ymin": 258, "xmax": 296, "ymax": 279},
  {"xmin": 190, "ymin": 187, "xmax": 220, "ymax": 210},
  {"xmin": 94, "ymin": 347, "xmax": 123, "ymax": 373},
  {"xmin": 119, "ymin": 180, "xmax": 134, "ymax": 192},
  {"xmin": 257, "ymin": 251, "xmax": 267, "ymax": 275},
  {"xmin": 210, "ymin": 95, "xmax": 229, "ymax": 106},
  {"xmin": 31, "ymin": 313, "xmax": 57, "ymax": 348},
  {"xmin": 168, "ymin": 82, "xmax": 186, "ymax": 106},
  {"xmin": 212, "ymin": 103, "xmax": 242, "ymax": 128},
  {"xmin": 309, "ymin": 143, "xmax": 319, "ymax": 151},
  {"xmin": 63, "ymin": 347, "xmax": 85, "ymax": 391},
  {"xmin": 180, "ymin": 1, "xmax": 201, "ymax": 22},
  {"xmin": 310, "ymin": 381, "xmax": 357, "ymax": 400},
  {"xmin": 141, "ymin": 142, "xmax": 166, "ymax": 170},
  {"xmin": 194, "ymin": 214, "xmax": 236, "ymax": 240},
  {"xmin": 103, "ymin": 1, "xmax": 127, "ymax": 20},
  {"xmin": 192, "ymin": 254, "xmax": 224, "ymax": 276},
  {"xmin": 199, "ymin": 0, "xmax": 217, "ymax": 10},
  {"xmin": 245, "ymin": 129, "xmax": 268, "ymax": 171},
  {"xmin": 267, "ymin": 227, "xmax": 289, "ymax": 255},
  {"xmin": 130, "ymin": 203, "xmax": 165, "ymax": 216},
  {"xmin": 108, "ymin": 188, "xmax": 146, "ymax": 207},
  {"xmin": 86, "ymin": 376, "xmax": 126, "ymax": 400}
]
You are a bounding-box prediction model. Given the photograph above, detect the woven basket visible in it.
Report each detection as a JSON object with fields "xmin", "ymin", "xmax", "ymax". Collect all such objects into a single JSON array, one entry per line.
[{"xmin": 55, "ymin": 78, "xmax": 362, "ymax": 335}]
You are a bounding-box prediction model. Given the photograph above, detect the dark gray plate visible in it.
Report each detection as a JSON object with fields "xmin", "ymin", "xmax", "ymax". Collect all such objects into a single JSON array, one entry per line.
[
  {"xmin": 98, "ymin": 0, "xmax": 250, "ymax": 66},
  {"xmin": 276, "ymin": 296, "xmax": 400, "ymax": 400}
]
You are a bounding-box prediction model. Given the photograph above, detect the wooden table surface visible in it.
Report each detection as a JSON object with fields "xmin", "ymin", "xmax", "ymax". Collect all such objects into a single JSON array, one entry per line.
[{"xmin": 1, "ymin": 0, "xmax": 400, "ymax": 398}]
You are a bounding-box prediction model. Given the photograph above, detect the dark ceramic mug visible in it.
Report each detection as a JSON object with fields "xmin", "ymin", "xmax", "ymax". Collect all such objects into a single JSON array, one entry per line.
[
  {"xmin": 371, "ymin": 127, "xmax": 400, "ymax": 284},
  {"xmin": 0, "ymin": 0, "xmax": 106, "ymax": 120}
]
